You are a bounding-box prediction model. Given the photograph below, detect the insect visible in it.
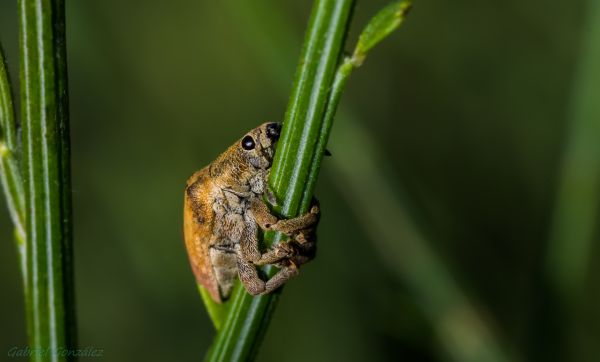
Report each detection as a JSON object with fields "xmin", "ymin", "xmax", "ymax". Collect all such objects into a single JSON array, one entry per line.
[{"xmin": 183, "ymin": 122, "xmax": 320, "ymax": 303}]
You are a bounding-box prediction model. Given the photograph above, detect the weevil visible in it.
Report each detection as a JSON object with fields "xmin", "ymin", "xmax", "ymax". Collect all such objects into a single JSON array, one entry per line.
[{"xmin": 183, "ymin": 122, "xmax": 319, "ymax": 303}]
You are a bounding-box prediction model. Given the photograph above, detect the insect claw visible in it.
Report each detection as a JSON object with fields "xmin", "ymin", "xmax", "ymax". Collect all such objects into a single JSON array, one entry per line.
[{"xmin": 266, "ymin": 187, "xmax": 278, "ymax": 206}]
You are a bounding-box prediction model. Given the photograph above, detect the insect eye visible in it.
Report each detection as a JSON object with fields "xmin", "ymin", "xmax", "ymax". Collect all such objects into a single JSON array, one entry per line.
[{"xmin": 241, "ymin": 135, "xmax": 255, "ymax": 150}]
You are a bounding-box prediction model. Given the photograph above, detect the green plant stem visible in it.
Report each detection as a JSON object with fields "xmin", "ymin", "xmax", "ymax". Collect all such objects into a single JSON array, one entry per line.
[
  {"xmin": 305, "ymin": 1, "xmax": 412, "ymax": 199},
  {"xmin": 267, "ymin": 0, "xmax": 354, "ymax": 217},
  {"xmin": 19, "ymin": 0, "xmax": 76, "ymax": 359},
  {"xmin": 204, "ymin": 1, "xmax": 355, "ymax": 361},
  {"xmin": 224, "ymin": 2, "xmax": 513, "ymax": 361}
]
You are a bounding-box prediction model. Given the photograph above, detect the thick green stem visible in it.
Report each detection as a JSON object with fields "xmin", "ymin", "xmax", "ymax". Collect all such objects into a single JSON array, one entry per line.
[
  {"xmin": 204, "ymin": 1, "xmax": 355, "ymax": 361},
  {"xmin": 222, "ymin": 1, "xmax": 513, "ymax": 361},
  {"xmin": 19, "ymin": 0, "xmax": 76, "ymax": 359},
  {"xmin": 267, "ymin": 0, "xmax": 354, "ymax": 217}
]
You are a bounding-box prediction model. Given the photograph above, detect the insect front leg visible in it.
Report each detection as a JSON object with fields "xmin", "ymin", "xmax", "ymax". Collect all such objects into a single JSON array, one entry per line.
[
  {"xmin": 248, "ymin": 196, "xmax": 319, "ymax": 263},
  {"xmin": 238, "ymin": 215, "xmax": 290, "ymax": 266},
  {"xmin": 236, "ymin": 257, "xmax": 302, "ymax": 296},
  {"xmin": 261, "ymin": 234, "xmax": 318, "ymax": 294},
  {"xmin": 237, "ymin": 197, "xmax": 320, "ymax": 296},
  {"xmin": 236, "ymin": 255, "xmax": 266, "ymax": 296},
  {"xmin": 236, "ymin": 228, "xmax": 318, "ymax": 296},
  {"xmin": 262, "ymin": 265, "xmax": 299, "ymax": 295},
  {"xmin": 235, "ymin": 225, "xmax": 289, "ymax": 296},
  {"xmin": 250, "ymin": 197, "xmax": 320, "ymax": 238}
]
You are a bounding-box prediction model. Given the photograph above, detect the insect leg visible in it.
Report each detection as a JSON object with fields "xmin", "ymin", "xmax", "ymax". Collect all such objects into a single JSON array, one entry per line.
[
  {"xmin": 238, "ymin": 216, "xmax": 291, "ymax": 265},
  {"xmin": 236, "ymin": 256, "xmax": 266, "ymax": 296},
  {"xmin": 262, "ymin": 265, "xmax": 300, "ymax": 294},
  {"xmin": 250, "ymin": 197, "xmax": 320, "ymax": 235}
]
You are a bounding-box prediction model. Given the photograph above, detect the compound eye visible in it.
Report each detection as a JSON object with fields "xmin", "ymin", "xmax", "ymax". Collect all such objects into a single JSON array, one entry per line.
[{"xmin": 241, "ymin": 135, "xmax": 255, "ymax": 150}]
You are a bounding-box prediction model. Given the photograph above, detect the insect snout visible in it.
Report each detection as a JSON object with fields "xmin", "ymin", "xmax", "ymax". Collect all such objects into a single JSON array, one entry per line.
[{"xmin": 266, "ymin": 122, "xmax": 282, "ymax": 141}]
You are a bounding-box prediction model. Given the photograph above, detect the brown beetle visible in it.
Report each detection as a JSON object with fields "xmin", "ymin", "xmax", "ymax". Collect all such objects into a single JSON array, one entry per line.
[{"xmin": 183, "ymin": 122, "xmax": 319, "ymax": 302}]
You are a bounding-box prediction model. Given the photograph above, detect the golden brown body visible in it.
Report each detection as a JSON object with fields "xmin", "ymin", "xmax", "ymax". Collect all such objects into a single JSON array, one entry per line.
[
  {"xmin": 183, "ymin": 123, "xmax": 319, "ymax": 302},
  {"xmin": 183, "ymin": 167, "xmax": 225, "ymax": 302}
]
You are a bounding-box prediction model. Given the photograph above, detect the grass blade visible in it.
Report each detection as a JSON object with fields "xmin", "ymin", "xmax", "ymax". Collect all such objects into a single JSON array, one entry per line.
[
  {"xmin": 0, "ymin": 45, "xmax": 25, "ymax": 240},
  {"xmin": 204, "ymin": 1, "xmax": 355, "ymax": 360},
  {"xmin": 0, "ymin": 46, "xmax": 18, "ymax": 153},
  {"xmin": 0, "ymin": 44, "xmax": 27, "ymax": 288},
  {"xmin": 19, "ymin": 0, "xmax": 76, "ymax": 358}
]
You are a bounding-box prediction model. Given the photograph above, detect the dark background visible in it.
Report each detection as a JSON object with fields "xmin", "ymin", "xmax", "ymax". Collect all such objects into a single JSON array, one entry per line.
[{"xmin": 1, "ymin": 1, "xmax": 598, "ymax": 361}]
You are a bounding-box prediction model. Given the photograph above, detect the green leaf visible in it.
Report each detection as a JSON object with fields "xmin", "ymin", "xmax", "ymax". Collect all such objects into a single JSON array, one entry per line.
[
  {"xmin": 0, "ymin": 145, "xmax": 26, "ymax": 239},
  {"xmin": 0, "ymin": 45, "xmax": 25, "ymax": 240},
  {"xmin": 353, "ymin": 1, "xmax": 412, "ymax": 66},
  {"xmin": 0, "ymin": 46, "xmax": 18, "ymax": 152},
  {"xmin": 199, "ymin": 285, "xmax": 227, "ymax": 330},
  {"xmin": 0, "ymin": 10, "xmax": 27, "ymax": 303}
]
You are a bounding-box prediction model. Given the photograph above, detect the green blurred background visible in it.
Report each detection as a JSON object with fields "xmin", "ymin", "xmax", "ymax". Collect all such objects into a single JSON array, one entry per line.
[{"xmin": 1, "ymin": 0, "xmax": 598, "ymax": 361}]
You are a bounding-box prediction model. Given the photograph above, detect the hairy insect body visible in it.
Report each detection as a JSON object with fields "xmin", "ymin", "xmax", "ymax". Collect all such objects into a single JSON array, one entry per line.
[{"xmin": 184, "ymin": 123, "xmax": 319, "ymax": 303}]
